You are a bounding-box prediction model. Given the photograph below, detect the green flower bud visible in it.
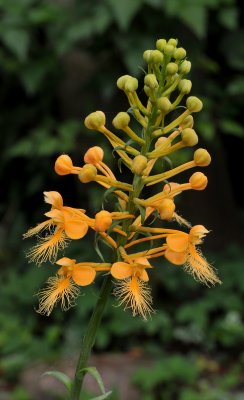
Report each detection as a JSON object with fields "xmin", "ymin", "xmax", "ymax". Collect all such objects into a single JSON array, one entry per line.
[
  {"xmin": 112, "ymin": 112, "xmax": 130, "ymax": 129},
  {"xmin": 180, "ymin": 115, "xmax": 194, "ymax": 129},
  {"xmin": 166, "ymin": 62, "xmax": 178, "ymax": 75},
  {"xmin": 179, "ymin": 60, "xmax": 191, "ymax": 74},
  {"xmin": 85, "ymin": 111, "xmax": 106, "ymax": 130},
  {"xmin": 151, "ymin": 50, "xmax": 164, "ymax": 64},
  {"xmin": 174, "ymin": 47, "xmax": 186, "ymax": 60},
  {"xmin": 144, "ymin": 74, "xmax": 159, "ymax": 89},
  {"xmin": 124, "ymin": 76, "xmax": 138, "ymax": 92},
  {"xmin": 117, "ymin": 75, "xmax": 131, "ymax": 90},
  {"xmin": 78, "ymin": 164, "xmax": 97, "ymax": 183},
  {"xmin": 164, "ymin": 44, "xmax": 175, "ymax": 57},
  {"xmin": 143, "ymin": 50, "xmax": 152, "ymax": 63},
  {"xmin": 131, "ymin": 155, "xmax": 148, "ymax": 175},
  {"xmin": 181, "ymin": 128, "xmax": 198, "ymax": 146},
  {"xmin": 168, "ymin": 38, "xmax": 178, "ymax": 47},
  {"xmin": 156, "ymin": 39, "xmax": 167, "ymax": 52},
  {"xmin": 194, "ymin": 149, "xmax": 211, "ymax": 166},
  {"xmin": 186, "ymin": 96, "xmax": 203, "ymax": 113},
  {"xmin": 144, "ymin": 85, "xmax": 151, "ymax": 97},
  {"xmin": 157, "ymin": 97, "xmax": 171, "ymax": 113},
  {"xmin": 178, "ymin": 79, "xmax": 192, "ymax": 94}
]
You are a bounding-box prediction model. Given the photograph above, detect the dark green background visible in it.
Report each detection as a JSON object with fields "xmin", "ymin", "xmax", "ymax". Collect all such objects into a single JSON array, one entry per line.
[{"xmin": 0, "ymin": 0, "xmax": 244, "ymax": 399}]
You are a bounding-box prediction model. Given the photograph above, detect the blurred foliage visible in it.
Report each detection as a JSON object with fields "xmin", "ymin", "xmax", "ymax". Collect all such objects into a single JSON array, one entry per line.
[{"xmin": 0, "ymin": 0, "xmax": 244, "ymax": 398}]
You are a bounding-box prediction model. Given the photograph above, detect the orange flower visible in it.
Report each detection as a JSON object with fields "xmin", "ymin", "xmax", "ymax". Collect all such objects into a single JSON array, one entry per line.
[
  {"xmin": 24, "ymin": 192, "xmax": 92, "ymax": 264},
  {"xmin": 165, "ymin": 225, "xmax": 221, "ymax": 285},
  {"xmin": 111, "ymin": 258, "xmax": 153, "ymax": 320},
  {"xmin": 37, "ymin": 257, "xmax": 97, "ymax": 315}
]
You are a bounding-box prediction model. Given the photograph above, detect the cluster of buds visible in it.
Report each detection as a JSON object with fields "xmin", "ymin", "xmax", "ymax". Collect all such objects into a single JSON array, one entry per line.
[{"xmin": 24, "ymin": 38, "xmax": 221, "ymax": 319}]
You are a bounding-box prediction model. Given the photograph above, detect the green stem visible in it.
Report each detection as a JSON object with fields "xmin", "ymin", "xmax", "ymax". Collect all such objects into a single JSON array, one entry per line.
[{"xmin": 70, "ymin": 276, "xmax": 112, "ymax": 400}]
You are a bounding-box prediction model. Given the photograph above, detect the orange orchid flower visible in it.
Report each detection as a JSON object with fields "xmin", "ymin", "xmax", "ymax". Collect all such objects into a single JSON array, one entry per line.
[
  {"xmin": 165, "ymin": 225, "xmax": 221, "ymax": 285},
  {"xmin": 111, "ymin": 257, "xmax": 153, "ymax": 320},
  {"xmin": 23, "ymin": 192, "xmax": 92, "ymax": 264}
]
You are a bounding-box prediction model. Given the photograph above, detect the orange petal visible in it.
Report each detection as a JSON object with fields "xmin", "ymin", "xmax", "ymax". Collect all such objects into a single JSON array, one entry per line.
[
  {"xmin": 56, "ymin": 257, "xmax": 76, "ymax": 267},
  {"xmin": 140, "ymin": 269, "xmax": 149, "ymax": 282},
  {"xmin": 166, "ymin": 233, "xmax": 189, "ymax": 252},
  {"xmin": 64, "ymin": 218, "xmax": 89, "ymax": 239},
  {"xmin": 72, "ymin": 265, "xmax": 96, "ymax": 286},
  {"xmin": 44, "ymin": 191, "xmax": 63, "ymax": 209},
  {"xmin": 111, "ymin": 262, "xmax": 133, "ymax": 280},
  {"xmin": 45, "ymin": 209, "xmax": 64, "ymax": 222},
  {"xmin": 165, "ymin": 248, "xmax": 187, "ymax": 265}
]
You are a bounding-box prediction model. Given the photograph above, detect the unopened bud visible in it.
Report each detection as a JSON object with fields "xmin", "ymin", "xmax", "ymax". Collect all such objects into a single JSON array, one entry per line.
[
  {"xmin": 174, "ymin": 47, "xmax": 186, "ymax": 60},
  {"xmin": 144, "ymin": 74, "xmax": 159, "ymax": 89},
  {"xmin": 166, "ymin": 62, "xmax": 178, "ymax": 75},
  {"xmin": 179, "ymin": 60, "xmax": 191, "ymax": 74},
  {"xmin": 94, "ymin": 210, "xmax": 112, "ymax": 232},
  {"xmin": 55, "ymin": 154, "xmax": 73, "ymax": 175},
  {"xmin": 164, "ymin": 44, "xmax": 175, "ymax": 57},
  {"xmin": 155, "ymin": 137, "xmax": 171, "ymax": 150},
  {"xmin": 124, "ymin": 76, "xmax": 138, "ymax": 92},
  {"xmin": 131, "ymin": 155, "xmax": 148, "ymax": 175},
  {"xmin": 156, "ymin": 39, "xmax": 167, "ymax": 52},
  {"xmin": 112, "ymin": 112, "xmax": 130, "ymax": 129},
  {"xmin": 84, "ymin": 146, "xmax": 104, "ymax": 164},
  {"xmin": 189, "ymin": 172, "xmax": 208, "ymax": 190},
  {"xmin": 151, "ymin": 50, "xmax": 164, "ymax": 64},
  {"xmin": 186, "ymin": 96, "xmax": 203, "ymax": 113},
  {"xmin": 181, "ymin": 128, "xmax": 198, "ymax": 146},
  {"xmin": 84, "ymin": 111, "xmax": 106, "ymax": 130},
  {"xmin": 158, "ymin": 198, "xmax": 176, "ymax": 220},
  {"xmin": 143, "ymin": 50, "xmax": 152, "ymax": 63},
  {"xmin": 180, "ymin": 115, "xmax": 194, "ymax": 129},
  {"xmin": 78, "ymin": 164, "xmax": 97, "ymax": 183},
  {"xmin": 117, "ymin": 75, "xmax": 131, "ymax": 90},
  {"xmin": 157, "ymin": 97, "xmax": 171, "ymax": 113},
  {"xmin": 168, "ymin": 38, "xmax": 178, "ymax": 47},
  {"xmin": 194, "ymin": 149, "xmax": 211, "ymax": 166},
  {"xmin": 178, "ymin": 79, "xmax": 192, "ymax": 94}
]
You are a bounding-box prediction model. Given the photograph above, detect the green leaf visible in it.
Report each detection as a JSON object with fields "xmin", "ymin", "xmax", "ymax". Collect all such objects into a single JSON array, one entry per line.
[
  {"xmin": 105, "ymin": 0, "xmax": 142, "ymax": 30},
  {"xmin": 90, "ymin": 392, "xmax": 113, "ymax": 400},
  {"xmin": 220, "ymin": 119, "xmax": 244, "ymax": 138},
  {"xmin": 42, "ymin": 371, "xmax": 72, "ymax": 391},
  {"xmin": 1, "ymin": 28, "xmax": 30, "ymax": 61},
  {"xmin": 179, "ymin": 5, "xmax": 207, "ymax": 38},
  {"xmin": 81, "ymin": 367, "xmax": 106, "ymax": 395},
  {"xmin": 218, "ymin": 8, "xmax": 238, "ymax": 30},
  {"xmin": 136, "ymin": 204, "xmax": 146, "ymax": 224},
  {"xmin": 227, "ymin": 76, "xmax": 244, "ymax": 95},
  {"xmin": 94, "ymin": 234, "xmax": 105, "ymax": 262},
  {"xmin": 103, "ymin": 186, "xmax": 118, "ymax": 203}
]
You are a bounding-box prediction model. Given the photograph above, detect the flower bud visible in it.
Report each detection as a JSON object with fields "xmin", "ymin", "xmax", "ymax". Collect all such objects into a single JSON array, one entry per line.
[
  {"xmin": 168, "ymin": 38, "xmax": 178, "ymax": 47},
  {"xmin": 143, "ymin": 50, "xmax": 152, "ymax": 63},
  {"xmin": 84, "ymin": 146, "xmax": 104, "ymax": 164},
  {"xmin": 179, "ymin": 60, "xmax": 191, "ymax": 74},
  {"xmin": 151, "ymin": 50, "xmax": 164, "ymax": 64},
  {"xmin": 180, "ymin": 115, "xmax": 194, "ymax": 129},
  {"xmin": 117, "ymin": 75, "xmax": 131, "ymax": 90},
  {"xmin": 78, "ymin": 164, "xmax": 97, "ymax": 183},
  {"xmin": 144, "ymin": 85, "xmax": 151, "ymax": 97},
  {"xmin": 166, "ymin": 62, "xmax": 178, "ymax": 75},
  {"xmin": 189, "ymin": 172, "xmax": 208, "ymax": 190},
  {"xmin": 194, "ymin": 149, "xmax": 211, "ymax": 166},
  {"xmin": 124, "ymin": 76, "xmax": 138, "ymax": 92},
  {"xmin": 84, "ymin": 111, "xmax": 106, "ymax": 130},
  {"xmin": 186, "ymin": 96, "xmax": 203, "ymax": 113},
  {"xmin": 131, "ymin": 155, "xmax": 148, "ymax": 175},
  {"xmin": 55, "ymin": 154, "xmax": 73, "ymax": 175},
  {"xmin": 158, "ymin": 198, "xmax": 175, "ymax": 220},
  {"xmin": 181, "ymin": 128, "xmax": 198, "ymax": 147},
  {"xmin": 157, "ymin": 97, "xmax": 171, "ymax": 113},
  {"xmin": 155, "ymin": 137, "xmax": 171, "ymax": 150},
  {"xmin": 94, "ymin": 210, "xmax": 112, "ymax": 232},
  {"xmin": 174, "ymin": 47, "xmax": 186, "ymax": 60},
  {"xmin": 178, "ymin": 79, "xmax": 192, "ymax": 94},
  {"xmin": 156, "ymin": 39, "xmax": 167, "ymax": 52},
  {"xmin": 164, "ymin": 44, "xmax": 175, "ymax": 57},
  {"xmin": 144, "ymin": 74, "xmax": 159, "ymax": 89},
  {"xmin": 112, "ymin": 112, "xmax": 130, "ymax": 130}
]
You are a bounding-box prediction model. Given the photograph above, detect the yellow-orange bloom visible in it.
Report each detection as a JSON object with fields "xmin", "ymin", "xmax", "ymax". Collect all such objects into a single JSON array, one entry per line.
[
  {"xmin": 24, "ymin": 192, "xmax": 92, "ymax": 264},
  {"xmin": 165, "ymin": 225, "xmax": 221, "ymax": 285},
  {"xmin": 111, "ymin": 258, "xmax": 153, "ymax": 320}
]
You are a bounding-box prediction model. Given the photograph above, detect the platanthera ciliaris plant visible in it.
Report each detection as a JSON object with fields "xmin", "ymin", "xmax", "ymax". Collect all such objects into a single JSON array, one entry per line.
[{"xmin": 24, "ymin": 38, "xmax": 221, "ymax": 400}]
